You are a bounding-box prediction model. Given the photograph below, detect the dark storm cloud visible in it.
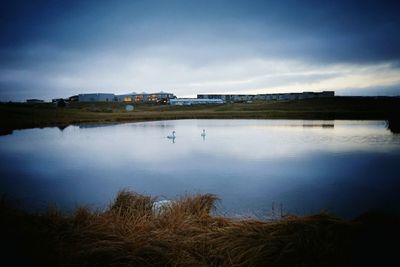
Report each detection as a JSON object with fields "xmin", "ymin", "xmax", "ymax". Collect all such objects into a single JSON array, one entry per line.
[
  {"xmin": 0, "ymin": 0, "xmax": 400, "ymax": 100},
  {"xmin": 2, "ymin": 0, "xmax": 399, "ymax": 63}
]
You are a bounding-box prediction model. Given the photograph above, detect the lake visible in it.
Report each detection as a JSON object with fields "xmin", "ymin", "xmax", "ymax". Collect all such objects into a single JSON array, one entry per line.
[{"xmin": 1, "ymin": 119, "xmax": 399, "ymax": 219}]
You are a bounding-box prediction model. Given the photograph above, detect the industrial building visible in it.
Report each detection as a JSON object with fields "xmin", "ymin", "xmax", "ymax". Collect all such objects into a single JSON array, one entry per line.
[
  {"xmin": 26, "ymin": 99, "xmax": 45, "ymax": 103},
  {"xmin": 197, "ymin": 91, "xmax": 335, "ymax": 102},
  {"xmin": 71, "ymin": 92, "xmax": 176, "ymax": 103},
  {"xmin": 115, "ymin": 92, "xmax": 176, "ymax": 103},
  {"xmin": 169, "ymin": 98, "xmax": 224, "ymax": 106},
  {"xmin": 78, "ymin": 93, "xmax": 115, "ymax": 102}
]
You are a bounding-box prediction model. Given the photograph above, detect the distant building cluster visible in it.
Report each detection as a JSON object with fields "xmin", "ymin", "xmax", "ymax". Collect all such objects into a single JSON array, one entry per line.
[
  {"xmin": 52, "ymin": 92, "xmax": 176, "ymax": 104},
  {"xmin": 197, "ymin": 91, "xmax": 335, "ymax": 103},
  {"xmin": 40, "ymin": 90, "xmax": 335, "ymax": 106}
]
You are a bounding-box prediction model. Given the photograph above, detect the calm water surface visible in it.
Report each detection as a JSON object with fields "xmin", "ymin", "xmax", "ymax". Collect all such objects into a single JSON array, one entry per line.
[{"xmin": 1, "ymin": 119, "xmax": 399, "ymax": 218}]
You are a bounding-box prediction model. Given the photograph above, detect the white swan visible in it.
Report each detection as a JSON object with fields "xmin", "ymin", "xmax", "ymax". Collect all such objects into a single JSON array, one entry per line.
[
  {"xmin": 152, "ymin": 199, "xmax": 173, "ymax": 214},
  {"xmin": 167, "ymin": 131, "xmax": 176, "ymax": 139},
  {"xmin": 201, "ymin": 129, "xmax": 206, "ymax": 137}
]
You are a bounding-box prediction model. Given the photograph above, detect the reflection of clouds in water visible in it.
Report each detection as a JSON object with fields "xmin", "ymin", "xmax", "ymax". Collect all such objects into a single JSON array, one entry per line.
[
  {"xmin": 1, "ymin": 119, "xmax": 400, "ymax": 216},
  {"xmin": 1, "ymin": 120, "xmax": 399, "ymax": 166},
  {"xmin": 115, "ymin": 120, "xmax": 391, "ymax": 163}
]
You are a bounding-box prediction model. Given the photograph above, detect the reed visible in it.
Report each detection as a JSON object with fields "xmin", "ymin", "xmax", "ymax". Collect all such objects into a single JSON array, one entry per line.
[{"xmin": 1, "ymin": 190, "xmax": 399, "ymax": 266}]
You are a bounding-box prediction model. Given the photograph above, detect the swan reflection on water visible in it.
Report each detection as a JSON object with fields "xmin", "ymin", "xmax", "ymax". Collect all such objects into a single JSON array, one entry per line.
[
  {"xmin": 201, "ymin": 129, "xmax": 206, "ymax": 141},
  {"xmin": 167, "ymin": 131, "xmax": 176, "ymax": 143},
  {"xmin": 166, "ymin": 129, "xmax": 209, "ymax": 143}
]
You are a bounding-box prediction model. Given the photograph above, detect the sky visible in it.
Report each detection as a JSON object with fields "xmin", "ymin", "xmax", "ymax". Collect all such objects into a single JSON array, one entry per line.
[{"xmin": 0, "ymin": 0, "xmax": 400, "ymax": 101}]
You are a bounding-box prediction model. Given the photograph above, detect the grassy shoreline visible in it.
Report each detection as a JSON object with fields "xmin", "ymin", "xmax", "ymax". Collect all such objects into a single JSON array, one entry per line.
[
  {"xmin": 1, "ymin": 190, "xmax": 399, "ymax": 267},
  {"xmin": 1, "ymin": 96, "xmax": 399, "ymax": 133}
]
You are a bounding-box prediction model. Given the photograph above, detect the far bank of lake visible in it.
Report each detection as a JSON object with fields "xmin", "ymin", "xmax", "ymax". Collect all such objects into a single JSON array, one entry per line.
[{"xmin": 1, "ymin": 97, "xmax": 399, "ymax": 133}]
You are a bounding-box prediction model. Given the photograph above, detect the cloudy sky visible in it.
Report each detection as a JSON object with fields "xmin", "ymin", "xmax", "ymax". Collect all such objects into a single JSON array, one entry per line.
[{"xmin": 1, "ymin": 0, "xmax": 399, "ymax": 101}]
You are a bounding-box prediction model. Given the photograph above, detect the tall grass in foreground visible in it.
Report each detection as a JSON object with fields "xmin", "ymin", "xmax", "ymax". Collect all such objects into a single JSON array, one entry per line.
[{"xmin": 1, "ymin": 190, "xmax": 399, "ymax": 267}]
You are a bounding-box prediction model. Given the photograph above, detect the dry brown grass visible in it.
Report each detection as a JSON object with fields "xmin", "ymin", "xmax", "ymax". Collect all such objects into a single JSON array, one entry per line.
[{"xmin": 1, "ymin": 190, "xmax": 400, "ymax": 266}]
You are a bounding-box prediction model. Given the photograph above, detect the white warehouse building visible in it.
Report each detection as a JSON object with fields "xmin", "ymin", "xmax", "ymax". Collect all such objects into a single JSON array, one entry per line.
[{"xmin": 169, "ymin": 98, "xmax": 224, "ymax": 106}]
